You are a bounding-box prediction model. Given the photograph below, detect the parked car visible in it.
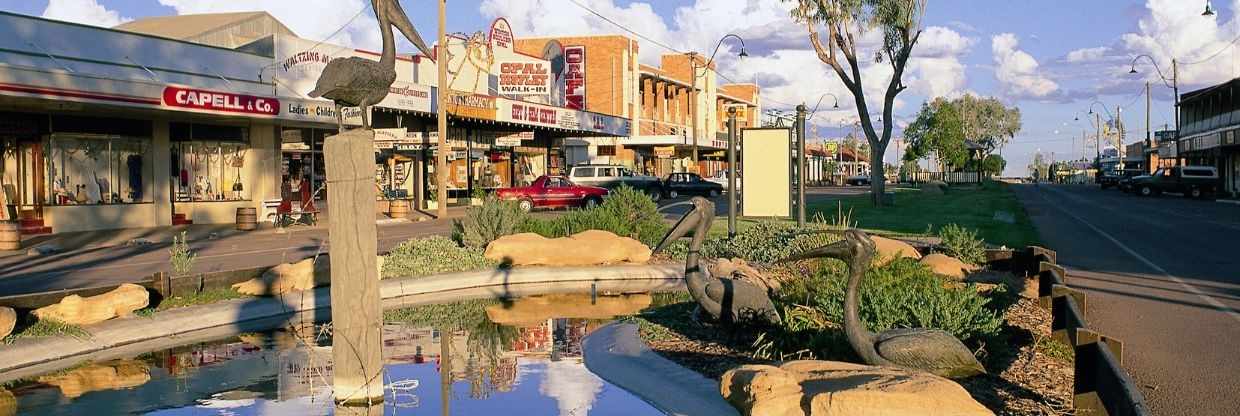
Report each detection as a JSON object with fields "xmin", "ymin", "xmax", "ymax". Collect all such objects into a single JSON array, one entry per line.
[
  {"xmin": 1099, "ymin": 169, "xmax": 1142, "ymax": 190},
  {"xmin": 662, "ymin": 172, "xmax": 724, "ymax": 199},
  {"xmin": 495, "ymin": 175, "xmax": 609, "ymax": 212},
  {"xmin": 845, "ymin": 174, "xmax": 871, "ymax": 186},
  {"xmin": 704, "ymin": 170, "xmax": 742, "ymax": 192},
  {"xmin": 1128, "ymin": 166, "xmax": 1219, "ymax": 198},
  {"xmin": 567, "ymin": 164, "xmax": 664, "ymax": 201}
]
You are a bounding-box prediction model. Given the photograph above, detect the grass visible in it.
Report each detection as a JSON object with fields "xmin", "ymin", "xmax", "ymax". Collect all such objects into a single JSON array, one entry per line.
[
  {"xmin": 1036, "ymin": 336, "xmax": 1076, "ymax": 363},
  {"xmin": 136, "ymin": 288, "xmax": 250, "ymax": 317},
  {"xmin": 805, "ymin": 182, "xmax": 1040, "ymax": 248},
  {"xmin": 2, "ymin": 318, "xmax": 90, "ymax": 345}
]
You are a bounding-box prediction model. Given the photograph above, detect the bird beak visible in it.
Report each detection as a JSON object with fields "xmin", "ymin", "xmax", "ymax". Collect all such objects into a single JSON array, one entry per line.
[
  {"xmin": 383, "ymin": 0, "xmax": 434, "ymax": 57},
  {"xmin": 781, "ymin": 239, "xmax": 850, "ymax": 263},
  {"xmin": 653, "ymin": 202, "xmax": 699, "ymax": 254}
]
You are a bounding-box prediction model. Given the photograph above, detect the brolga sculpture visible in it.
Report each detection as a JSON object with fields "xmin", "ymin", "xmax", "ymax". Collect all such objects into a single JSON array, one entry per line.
[
  {"xmin": 309, "ymin": 0, "xmax": 433, "ymax": 131},
  {"xmin": 784, "ymin": 229, "xmax": 986, "ymax": 379},
  {"xmin": 654, "ymin": 197, "xmax": 781, "ymax": 326}
]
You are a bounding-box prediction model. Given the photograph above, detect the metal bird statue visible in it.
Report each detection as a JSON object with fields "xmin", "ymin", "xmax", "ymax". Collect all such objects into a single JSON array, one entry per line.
[
  {"xmin": 784, "ymin": 229, "xmax": 986, "ymax": 379},
  {"xmin": 309, "ymin": 0, "xmax": 433, "ymax": 131},
  {"xmin": 653, "ymin": 197, "xmax": 781, "ymax": 326}
]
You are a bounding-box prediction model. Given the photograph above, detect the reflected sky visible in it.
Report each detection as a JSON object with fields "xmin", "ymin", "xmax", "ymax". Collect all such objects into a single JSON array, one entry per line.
[{"xmin": 6, "ymin": 294, "xmax": 664, "ymax": 416}]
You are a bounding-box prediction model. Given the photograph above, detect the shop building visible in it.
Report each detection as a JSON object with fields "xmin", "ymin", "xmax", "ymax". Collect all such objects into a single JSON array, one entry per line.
[{"xmin": 1177, "ymin": 78, "xmax": 1240, "ymax": 197}]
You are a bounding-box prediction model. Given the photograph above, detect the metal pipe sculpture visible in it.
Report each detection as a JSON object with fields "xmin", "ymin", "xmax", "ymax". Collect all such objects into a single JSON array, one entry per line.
[
  {"xmin": 309, "ymin": 0, "xmax": 433, "ymax": 131},
  {"xmin": 784, "ymin": 230, "xmax": 986, "ymax": 379},
  {"xmin": 654, "ymin": 197, "xmax": 781, "ymax": 326}
]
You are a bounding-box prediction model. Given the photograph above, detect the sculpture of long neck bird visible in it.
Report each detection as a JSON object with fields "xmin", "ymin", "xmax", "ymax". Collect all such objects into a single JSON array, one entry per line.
[
  {"xmin": 309, "ymin": 0, "xmax": 432, "ymax": 131},
  {"xmin": 784, "ymin": 229, "xmax": 986, "ymax": 379},
  {"xmin": 654, "ymin": 197, "xmax": 781, "ymax": 326}
]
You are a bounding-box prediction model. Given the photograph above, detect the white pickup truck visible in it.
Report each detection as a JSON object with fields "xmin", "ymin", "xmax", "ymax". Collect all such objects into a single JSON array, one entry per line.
[{"xmin": 568, "ymin": 164, "xmax": 665, "ymax": 201}]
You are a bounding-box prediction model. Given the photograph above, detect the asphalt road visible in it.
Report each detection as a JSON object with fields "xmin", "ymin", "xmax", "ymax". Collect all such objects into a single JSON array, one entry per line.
[{"xmin": 1012, "ymin": 184, "xmax": 1240, "ymax": 416}]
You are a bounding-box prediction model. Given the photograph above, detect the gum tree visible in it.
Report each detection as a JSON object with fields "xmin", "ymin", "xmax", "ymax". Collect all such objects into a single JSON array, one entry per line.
[{"xmin": 790, "ymin": 0, "xmax": 926, "ymax": 206}]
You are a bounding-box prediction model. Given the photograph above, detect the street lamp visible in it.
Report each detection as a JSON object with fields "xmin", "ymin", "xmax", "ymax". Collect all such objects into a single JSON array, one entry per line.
[
  {"xmin": 688, "ymin": 34, "xmax": 747, "ymax": 173},
  {"xmin": 1129, "ymin": 54, "xmax": 1180, "ymax": 164},
  {"xmin": 1204, "ymin": 1, "xmax": 1216, "ymax": 16}
]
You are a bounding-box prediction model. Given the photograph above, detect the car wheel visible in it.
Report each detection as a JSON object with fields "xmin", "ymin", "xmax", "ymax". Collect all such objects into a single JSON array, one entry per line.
[
  {"xmin": 584, "ymin": 196, "xmax": 602, "ymax": 209},
  {"xmin": 649, "ymin": 188, "xmax": 663, "ymax": 202},
  {"xmin": 668, "ymin": 189, "xmax": 680, "ymax": 199},
  {"xmin": 518, "ymin": 199, "xmax": 534, "ymax": 212},
  {"xmin": 1140, "ymin": 186, "xmax": 1153, "ymax": 197},
  {"xmin": 708, "ymin": 189, "xmax": 720, "ymax": 198},
  {"xmin": 1190, "ymin": 187, "xmax": 1203, "ymax": 199}
]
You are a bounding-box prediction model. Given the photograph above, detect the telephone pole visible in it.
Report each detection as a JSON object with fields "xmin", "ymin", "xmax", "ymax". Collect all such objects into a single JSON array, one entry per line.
[{"xmin": 435, "ymin": 0, "xmax": 449, "ymax": 218}]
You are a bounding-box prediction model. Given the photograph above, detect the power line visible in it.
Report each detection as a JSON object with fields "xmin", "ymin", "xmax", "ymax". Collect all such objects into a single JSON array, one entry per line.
[{"xmin": 1180, "ymin": 30, "xmax": 1240, "ymax": 65}]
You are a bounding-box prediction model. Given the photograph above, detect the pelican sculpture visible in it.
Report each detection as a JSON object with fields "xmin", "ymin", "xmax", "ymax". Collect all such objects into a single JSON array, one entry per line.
[
  {"xmin": 309, "ymin": 0, "xmax": 433, "ymax": 131},
  {"xmin": 653, "ymin": 197, "xmax": 781, "ymax": 326},
  {"xmin": 784, "ymin": 230, "xmax": 986, "ymax": 379}
]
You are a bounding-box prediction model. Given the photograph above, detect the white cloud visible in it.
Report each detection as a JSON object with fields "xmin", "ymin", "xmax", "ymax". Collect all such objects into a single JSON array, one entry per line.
[
  {"xmin": 992, "ymin": 33, "xmax": 1059, "ymax": 98},
  {"xmin": 155, "ymin": 0, "xmax": 383, "ymax": 51},
  {"xmin": 1066, "ymin": 46, "xmax": 1110, "ymax": 63},
  {"xmin": 1119, "ymin": 0, "xmax": 1240, "ymax": 88},
  {"xmin": 41, "ymin": 0, "xmax": 131, "ymax": 27}
]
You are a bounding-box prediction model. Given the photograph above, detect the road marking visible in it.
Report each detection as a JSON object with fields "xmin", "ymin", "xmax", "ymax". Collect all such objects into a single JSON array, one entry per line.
[{"xmin": 1036, "ymin": 188, "xmax": 1240, "ymax": 324}]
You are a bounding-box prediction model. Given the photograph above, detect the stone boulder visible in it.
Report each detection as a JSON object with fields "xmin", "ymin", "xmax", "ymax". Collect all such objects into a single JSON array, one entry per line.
[
  {"xmin": 0, "ymin": 388, "xmax": 13, "ymax": 416},
  {"xmin": 37, "ymin": 359, "xmax": 151, "ymax": 399},
  {"xmin": 232, "ymin": 256, "xmax": 385, "ymax": 296},
  {"xmin": 872, "ymin": 236, "xmax": 922, "ymax": 265},
  {"xmin": 921, "ymin": 181, "xmax": 948, "ymax": 195},
  {"xmin": 721, "ymin": 361, "xmax": 993, "ymax": 416},
  {"xmin": 709, "ymin": 258, "xmax": 780, "ymax": 294},
  {"xmin": 920, "ymin": 253, "xmax": 978, "ymax": 280},
  {"xmin": 33, "ymin": 283, "xmax": 149, "ymax": 326},
  {"xmin": 486, "ymin": 293, "xmax": 652, "ymax": 326},
  {"xmin": 484, "ymin": 230, "xmax": 652, "ymax": 266},
  {"xmin": 0, "ymin": 307, "xmax": 15, "ymax": 340}
]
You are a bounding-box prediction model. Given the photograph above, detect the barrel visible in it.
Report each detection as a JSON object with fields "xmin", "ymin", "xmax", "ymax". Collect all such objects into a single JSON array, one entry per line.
[
  {"xmin": 0, "ymin": 221, "xmax": 20, "ymax": 251},
  {"xmin": 235, "ymin": 207, "xmax": 258, "ymax": 231},
  {"xmin": 389, "ymin": 199, "xmax": 410, "ymax": 219}
]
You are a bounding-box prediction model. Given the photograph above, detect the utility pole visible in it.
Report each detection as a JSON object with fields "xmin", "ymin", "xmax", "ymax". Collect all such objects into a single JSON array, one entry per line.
[
  {"xmin": 688, "ymin": 53, "xmax": 699, "ymax": 174},
  {"xmin": 1117, "ymin": 105, "xmax": 1125, "ymax": 171},
  {"xmin": 795, "ymin": 104, "xmax": 807, "ymax": 227},
  {"xmin": 1095, "ymin": 112, "xmax": 1102, "ymax": 181},
  {"xmin": 435, "ymin": 0, "xmax": 448, "ymax": 219},
  {"xmin": 727, "ymin": 107, "xmax": 738, "ymax": 238}
]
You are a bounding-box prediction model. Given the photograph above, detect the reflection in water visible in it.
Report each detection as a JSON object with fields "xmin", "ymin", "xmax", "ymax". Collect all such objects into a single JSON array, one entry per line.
[{"xmin": 10, "ymin": 293, "xmax": 663, "ymax": 415}]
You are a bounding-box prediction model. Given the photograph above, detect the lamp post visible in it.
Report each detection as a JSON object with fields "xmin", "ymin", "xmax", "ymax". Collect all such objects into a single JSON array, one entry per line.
[
  {"xmin": 687, "ymin": 34, "xmax": 747, "ymax": 174},
  {"xmin": 1086, "ymin": 100, "xmax": 1113, "ymax": 179},
  {"xmin": 1130, "ymin": 54, "xmax": 1179, "ymax": 164},
  {"xmin": 795, "ymin": 104, "xmax": 807, "ymax": 227},
  {"xmin": 727, "ymin": 107, "xmax": 738, "ymax": 237}
]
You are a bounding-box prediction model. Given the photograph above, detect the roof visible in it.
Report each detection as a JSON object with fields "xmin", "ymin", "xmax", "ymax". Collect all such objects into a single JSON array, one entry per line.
[
  {"xmin": 114, "ymin": 11, "xmax": 294, "ymax": 41},
  {"xmin": 1180, "ymin": 77, "xmax": 1240, "ymax": 104}
]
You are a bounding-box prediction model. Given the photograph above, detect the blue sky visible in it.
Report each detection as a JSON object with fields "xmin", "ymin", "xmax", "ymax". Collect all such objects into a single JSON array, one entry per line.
[{"xmin": 5, "ymin": 0, "xmax": 1239, "ymax": 176}]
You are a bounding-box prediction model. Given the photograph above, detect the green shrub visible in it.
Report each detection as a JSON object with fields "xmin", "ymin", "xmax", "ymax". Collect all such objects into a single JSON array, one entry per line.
[
  {"xmin": 937, "ymin": 223, "xmax": 986, "ymax": 265},
  {"xmin": 703, "ymin": 220, "xmax": 841, "ymax": 265},
  {"xmin": 518, "ymin": 185, "xmax": 667, "ymax": 247},
  {"xmin": 783, "ymin": 258, "xmax": 1002, "ymax": 344},
  {"xmin": 453, "ymin": 196, "xmax": 528, "ymax": 249},
  {"xmin": 382, "ymin": 236, "xmax": 496, "ymax": 278},
  {"xmin": 169, "ymin": 231, "xmax": 197, "ymax": 276}
]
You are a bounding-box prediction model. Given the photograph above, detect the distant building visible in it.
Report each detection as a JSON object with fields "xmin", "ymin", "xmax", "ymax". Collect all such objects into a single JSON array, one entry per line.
[
  {"xmin": 115, "ymin": 11, "xmax": 296, "ymax": 49},
  {"xmin": 1178, "ymin": 77, "xmax": 1240, "ymax": 196}
]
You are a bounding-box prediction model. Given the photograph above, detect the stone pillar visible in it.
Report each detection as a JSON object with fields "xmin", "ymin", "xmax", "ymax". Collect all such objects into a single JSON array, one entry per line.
[{"xmin": 324, "ymin": 129, "xmax": 384, "ymax": 405}]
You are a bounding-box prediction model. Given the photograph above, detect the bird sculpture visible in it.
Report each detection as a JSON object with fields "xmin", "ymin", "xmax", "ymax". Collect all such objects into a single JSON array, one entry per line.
[
  {"xmin": 783, "ymin": 229, "xmax": 986, "ymax": 379},
  {"xmin": 309, "ymin": 0, "xmax": 433, "ymax": 131},
  {"xmin": 653, "ymin": 197, "xmax": 781, "ymax": 326}
]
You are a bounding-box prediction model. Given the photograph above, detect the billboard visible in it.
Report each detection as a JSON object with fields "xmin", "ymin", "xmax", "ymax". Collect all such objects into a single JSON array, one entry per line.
[
  {"xmin": 564, "ymin": 46, "xmax": 586, "ymax": 110},
  {"xmin": 741, "ymin": 128, "xmax": 791, "ymax": 217},
  {"xmin": 497, "ymin": 61, "xmax": 552, "ymax": 95}
]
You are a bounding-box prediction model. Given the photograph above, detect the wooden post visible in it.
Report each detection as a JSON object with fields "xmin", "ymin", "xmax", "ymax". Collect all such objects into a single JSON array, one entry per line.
[
  {"xmin": 435, "ymin": 0, "xmax": 449, "ymax": 219},
  {"xmin": 324, "ymin": 129, "xmax": 384, "ymax": 405}
]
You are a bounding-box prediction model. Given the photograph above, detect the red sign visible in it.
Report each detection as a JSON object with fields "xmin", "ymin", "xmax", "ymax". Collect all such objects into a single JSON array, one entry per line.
[
  {"xmin": 564, "ymin": 46, "xmax": 586, "ymax": 110},
  {"xmin": 510, "ymin": 103, "xmax": 558, "ymax": 125},
  {"xmin": 163, "ymin": 86, "xmax": 279, "ymax": 116}
]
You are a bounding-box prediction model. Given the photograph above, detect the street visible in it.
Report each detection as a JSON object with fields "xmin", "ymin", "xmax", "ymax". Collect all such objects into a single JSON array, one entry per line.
[{"xmin": 1013, "ymin": 184, "xmax": 1240, "ymax": 416}]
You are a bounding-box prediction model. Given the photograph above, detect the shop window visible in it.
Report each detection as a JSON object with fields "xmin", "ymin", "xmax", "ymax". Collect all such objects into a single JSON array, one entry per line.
[
  {"xmin": 172, "ymin": 123, "xmax": 250, "ymax": 202},
  {"xmin": 44, "ymin": 134, "xmax": 152, "ymax": 205},
  {"xmin": 597, "ymin": 145, "xmax": 617, "ymax": 156}
]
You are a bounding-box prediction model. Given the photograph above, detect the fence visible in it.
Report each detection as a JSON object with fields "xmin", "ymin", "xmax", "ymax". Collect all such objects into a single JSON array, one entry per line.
[
  {"xmin": 903, "ymin": 171, "xmax": 988, "ymax": 184},
  {"xmin": 997, "ymin": 246, "xmax": 1151, "ymax": 416}
]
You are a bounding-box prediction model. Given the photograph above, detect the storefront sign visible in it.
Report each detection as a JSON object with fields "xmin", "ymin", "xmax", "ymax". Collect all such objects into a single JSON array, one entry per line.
[
  {"xmin": 489, "ymin": 18, "xmax": 515, "ymax": 52},
  {"xmin": 374, "ymin": 128, "xmax": 408, "ymax": 142},
  {"xmin": 564, "ymin": 46, "xmax": 586, "ymax": 110},
  {"xmin": 498, "ymin": 61, "xmax": 552, "ymax": 95},
  {"xmin": 279, "ymin": 98, "xmax": 363, "ymax": 125},
  {"xmin": 445, "ymin": 90, "xmax": 497, "ymax": 120},
  {"xmin": 498, "ymin": 99, "xmax": 630, "ymax": 136},
  {"xmin": 495, "ymin": 131, "xmax": 534, "ymax": 147},
  {"xmin": 655, "ymin": 146, "xmax": 676, "ymax": 158},
  {"xmin": 377, "ymin": 82, "xmax": 433, "ymax": 113},
  {"xmin": 163, "ymin": 86, "xmax": 279, "ymax": 116}
]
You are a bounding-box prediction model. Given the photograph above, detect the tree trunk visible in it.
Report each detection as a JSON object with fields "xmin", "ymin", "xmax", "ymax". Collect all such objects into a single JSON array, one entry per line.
[{"xmin": 869, "ymin": 143, "xmax": 887, "ymax": 206}]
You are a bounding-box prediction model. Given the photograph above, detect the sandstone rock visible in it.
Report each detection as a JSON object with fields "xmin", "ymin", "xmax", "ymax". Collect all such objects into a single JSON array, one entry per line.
[
  {"xmin": 920, "ymin": 253, "xmax": 978, "ymax": 279},
  {"xmin": 484, "ymin": 230, "xmax": 652, "ymax": 266},
  {"xmin": 33, "ymin": 283, "xmax": 149, "ymax": 326},
  {"xmin": 486, "ymin": 293, "xmax": 651, "ymax": 326},
  {"xmin": 921, "ymin": 181, "xmax": 947, "ymax": 195},
  {"xmin": 0, "ymin": 388, "xmax": 13, "ymax": 416},
  {"xmin": 967, "ymin": 270, "xmax": 1037, "ymax": 299},
  {"xmin": 232, "ymin": 256, "xmax": 385, "ymax": 296},
  {"xmin": 872, "ymin": 236, "xmax": 922, "ymax": 265},
  {"xmin": 721, "ymin": 361, "xmax": 993, "ymax": 416},
  {"xmin": 38, "ymin": 359, "xmax": 151, "ymax": 398},
  {"xmin": 709, "ymin": 258, "xmax": 781, "ymax": 294},
  {"xmin": 0, "ymin": 307, "xmax": 15, "ymax": 340}
]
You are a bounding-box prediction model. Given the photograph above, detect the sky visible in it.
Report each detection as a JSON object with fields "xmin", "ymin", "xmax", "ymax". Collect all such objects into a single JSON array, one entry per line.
[{"xmin": 4, "ymin": 0, "xmax": 1240, "ymax": 176}]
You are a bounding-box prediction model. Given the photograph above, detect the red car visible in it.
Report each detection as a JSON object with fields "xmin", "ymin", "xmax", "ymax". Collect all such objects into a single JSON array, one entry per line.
[{"xmin": 496, "ymin": 175, "xmax": 609, "ymax": 212}]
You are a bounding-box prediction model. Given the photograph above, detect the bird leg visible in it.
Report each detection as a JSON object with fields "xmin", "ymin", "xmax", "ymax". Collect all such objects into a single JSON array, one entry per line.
[
  {"xmin": 334, "ymin": 103, "xmax": 344, "ymax": 134},
  {"xmin": 359, "ymin": 100, "xmax": 372, "ymax": 130}
]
